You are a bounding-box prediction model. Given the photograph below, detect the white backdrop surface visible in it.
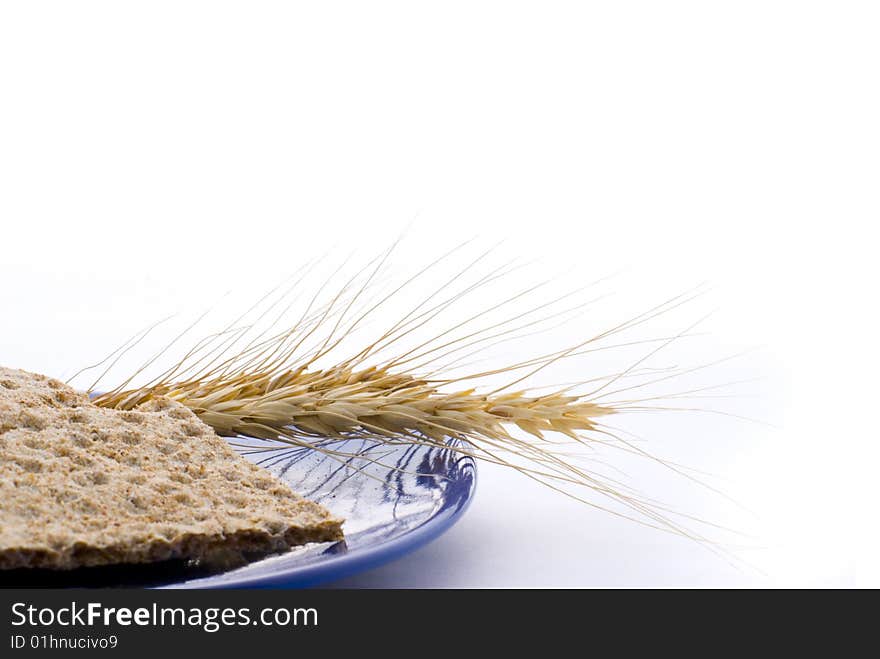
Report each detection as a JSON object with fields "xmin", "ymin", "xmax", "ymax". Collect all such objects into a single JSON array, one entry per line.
[{"xmin": 1, "ymin": 2, "xmax": 876, "ymax": 587}]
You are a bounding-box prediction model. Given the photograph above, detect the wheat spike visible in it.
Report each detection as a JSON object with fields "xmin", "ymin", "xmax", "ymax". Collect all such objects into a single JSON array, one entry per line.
[
  {"xmin": 94, "ymin": 369, "xmax": 614, "ymax": 441},
  {"xmin": 85, "ymin": 244, "xmax": 728, "ymax": 543}
]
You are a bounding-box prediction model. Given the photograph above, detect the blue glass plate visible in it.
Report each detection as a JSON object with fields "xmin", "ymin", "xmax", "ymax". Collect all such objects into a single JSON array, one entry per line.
[
  {"xmin": 168, "ymin": 437, "xmax": 477, "ymax": 588},
  {"xmin": 7, "ymin": 392, "xmax": 479, "ymax": 588},
  {"xmin": 3, "ymin": 437, "xmax": 475, "ymax": 589}
]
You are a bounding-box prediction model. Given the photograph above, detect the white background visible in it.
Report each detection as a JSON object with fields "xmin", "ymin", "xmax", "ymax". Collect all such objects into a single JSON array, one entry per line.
[{"xmin": 1, "ymin": 2, "xmax": 877, "ymax": 587}]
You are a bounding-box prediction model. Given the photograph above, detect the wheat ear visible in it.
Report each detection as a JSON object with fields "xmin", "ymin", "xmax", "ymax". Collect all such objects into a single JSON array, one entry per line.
[{"xmin": 87, "ymin": 246, "xmax": 726, "ymax": 541}]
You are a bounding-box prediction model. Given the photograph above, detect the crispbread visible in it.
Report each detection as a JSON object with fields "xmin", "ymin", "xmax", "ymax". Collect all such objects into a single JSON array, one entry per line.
[{"xmin": 0, "ymin": 366, "xmax": 343, "ymax": 570}]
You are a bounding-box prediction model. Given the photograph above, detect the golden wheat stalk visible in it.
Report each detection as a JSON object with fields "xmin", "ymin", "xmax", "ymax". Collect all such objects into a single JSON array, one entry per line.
[{"xmin": 82, "ymin": 243, "xmax": 729, "ymax": 543}]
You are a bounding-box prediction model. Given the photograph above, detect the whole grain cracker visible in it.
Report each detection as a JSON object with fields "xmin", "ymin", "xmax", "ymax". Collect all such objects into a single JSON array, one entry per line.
[{"xmin": 0, "ymin": 367, "xmax": 343, "ymax": 570}]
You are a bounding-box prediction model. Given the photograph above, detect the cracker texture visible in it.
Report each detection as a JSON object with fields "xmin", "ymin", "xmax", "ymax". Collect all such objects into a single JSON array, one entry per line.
[{"xmin": 0, "ymin": 367, "xmax": 343, "ymax": 570}]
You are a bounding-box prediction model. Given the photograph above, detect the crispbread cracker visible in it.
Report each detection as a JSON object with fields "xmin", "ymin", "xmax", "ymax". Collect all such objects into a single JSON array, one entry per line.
[{"xmin": 0, "ymin": 367, "xmax": 343, "ymax": 570}]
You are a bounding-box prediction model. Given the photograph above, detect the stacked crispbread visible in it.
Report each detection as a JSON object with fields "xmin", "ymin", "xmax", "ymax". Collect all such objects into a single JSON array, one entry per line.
[{"xmin": 0, "ymin": 367, "xmax": 342, "ymax": 570}]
